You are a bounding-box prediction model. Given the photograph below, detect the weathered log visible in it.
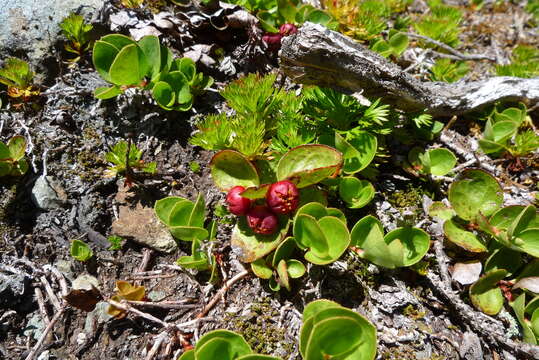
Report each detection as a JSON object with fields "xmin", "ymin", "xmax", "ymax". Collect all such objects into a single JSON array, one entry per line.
[{"xmin": 280, "ymin": 23, "xmax": 539, "ymax": 116}]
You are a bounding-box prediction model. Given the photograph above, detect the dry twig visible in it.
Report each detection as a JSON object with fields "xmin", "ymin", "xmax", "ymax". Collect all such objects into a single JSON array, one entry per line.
[
  {"xmin": 24, "ymin": 306, "xmax": 66, "ymax": 360},
  {"xmin": 196, "ymin": 269, "xmax": 250, "ymax": 318}
]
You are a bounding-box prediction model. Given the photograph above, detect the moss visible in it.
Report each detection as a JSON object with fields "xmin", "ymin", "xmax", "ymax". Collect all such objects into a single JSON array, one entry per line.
[
  {"xmin": 71, "ymin": 127, "xmax": 106, "ymax": 182},
  {"xmin": 402, "ymin": 304, "xmax": 426, "ymax": 320},
  {"xmin": 0, "ymin": 185, "xmax": 18, "ymax": 244},
  {"xmin": 386, "ymin": 183, "xmax": 428, "ymax": 210},
  {"xmin": 224, "ymin": 297, "xmax": 294, "ymax": 356},
  {"xmin": 345, "ymin": 252, "xmax": 380, "ymax": 287}
]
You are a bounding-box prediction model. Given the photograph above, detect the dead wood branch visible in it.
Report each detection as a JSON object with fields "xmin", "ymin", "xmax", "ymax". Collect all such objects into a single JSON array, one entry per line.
[
  {"xmin": 402, "ymin": 32, "xmax": 494, "ymax": 61},
  {"xmin": 196, "ymin": 269, "xmax": 250, "ymax": 318},
  {"xmin": 24, "ymin": 306, "xmax": 66, "ymax": 360},
  {"xmin": 280, "ymin": 23, "xmax": 539, "ymax": 116}
]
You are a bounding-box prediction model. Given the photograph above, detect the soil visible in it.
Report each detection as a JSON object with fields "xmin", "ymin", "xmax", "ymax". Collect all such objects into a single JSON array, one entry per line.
[{"xmin": 0, "ymin": 1, "xmax": 538, "ymax": 360}]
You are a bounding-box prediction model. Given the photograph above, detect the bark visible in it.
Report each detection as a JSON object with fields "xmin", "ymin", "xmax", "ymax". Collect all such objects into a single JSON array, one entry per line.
[{"xmin": 279, "ymin": 23, "xmax": 539, "ymax": 116}]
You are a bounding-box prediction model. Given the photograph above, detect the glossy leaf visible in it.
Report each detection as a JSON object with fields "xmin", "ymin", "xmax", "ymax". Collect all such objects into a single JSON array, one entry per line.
[
  {"xmin": 210, "ymin": 150, "xmax": 260, "ymax": 191},
  {"xmin": 448, "ymin": 169, "xmax": 503, "ymax": 221},
  {"xmin": 231, "ymin": 216, "xmax": 289, "ymax": 263},
  {"xmin": 334, "ymin": 132, "xmax": 376, "ymax": 174},
  {"xmin": 469, "ymin": 269, "xmax": 507, "ymax": 315},
  {"xmin": 276, "ymin": 144, "xmax": 343, "ymax": 188},
  {"xmin": 443, "ymin": 218, "xmax": 487, "ymax": 252},
  {"xmin": 338, "ymin": 177, "xmax": 375, "ymax": 209}
]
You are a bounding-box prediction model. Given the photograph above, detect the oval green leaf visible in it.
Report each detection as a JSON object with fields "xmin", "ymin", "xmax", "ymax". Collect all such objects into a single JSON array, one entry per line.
[{"xmin": 210, "ymin": 150, "xmax": 260, "ymax": 191}]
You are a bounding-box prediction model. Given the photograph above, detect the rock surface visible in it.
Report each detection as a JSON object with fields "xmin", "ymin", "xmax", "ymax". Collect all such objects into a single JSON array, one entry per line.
[
  {"xmin": 112, "ymin": 204, "xmax": 178, "ymax": 253},
  {"xmin": 0, "ymin": 0, "xmax": 102, "ymax": 65},
  {"xmin": 31, "ymin": 175, "xmax": 68, "ymax": 210}
]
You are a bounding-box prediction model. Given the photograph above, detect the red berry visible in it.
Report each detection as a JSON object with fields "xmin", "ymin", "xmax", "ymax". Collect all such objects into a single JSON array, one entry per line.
[
  {"xmin": 262, "ymin": 33, "xmax": 282, "ymax": 51},
  {"xmin": 266, "ymin": 180, "xmax": 299, "ymax": 215},
  {"xmin": 246, "ymin": 205, "xmax": 279, "ymax": 235},
  {"xmin": 226, "ymin": 186, "xmax": 252, "ymax": 216},
  {"xmin": 279, "ymin": 23, "xmax": 298, "ymax": 36}
]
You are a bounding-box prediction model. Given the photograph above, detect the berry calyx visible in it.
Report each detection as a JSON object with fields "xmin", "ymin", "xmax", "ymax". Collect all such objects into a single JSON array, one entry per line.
[
  {"xmin": 246, "ymin": 205, "xmax": 279, "ymax": 235},
  {"xmin": 266, "ymin": 180, "xmax": 300, "ymax": 215},
  {"xmin": 226, "ymin": 186, "xmax": 252, "ymax": 216}
]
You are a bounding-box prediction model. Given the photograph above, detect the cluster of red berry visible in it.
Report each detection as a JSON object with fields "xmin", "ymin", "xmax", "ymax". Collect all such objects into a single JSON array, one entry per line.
[
  {"xmin": 226, "ymin": 180, "xmax": 300, "ymax": 235},
  {"xmin": 262, "ymin": 23, "xmax": 298, "ymax": 52}
]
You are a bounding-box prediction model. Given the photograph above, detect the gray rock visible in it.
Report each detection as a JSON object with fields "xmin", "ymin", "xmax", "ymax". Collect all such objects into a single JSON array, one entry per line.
[
  {"xmin": 23, "ymin": 313, "xmax": 45, "ymax": 340},
  {"xmin": 0, "ymin": 0, "xmax": 102, "ymax": 66},
  {"xmin": 31, "ymin": 176, "xmax": 68, "ymax": 210},
  {"xmin": 111, "ymin": 204, "xmax": 178, "ymax": 253},
  {"xmin": 72, "ymin": 273, "xmax": 100, "ymax": 291},
  {"xmin": 148, "ymin": 290, "xmax": 166, "ymax": 302},
  {"xmin": 0, "ymin": 272, "xmax": 29, "ymax": 308},
  {"xmin": 54, "ymin": 259, "xmax": 75, "ymax": 281},
  {"xmin": 84, "ymin": 301, "xmax": 113, "ymax": 333}
]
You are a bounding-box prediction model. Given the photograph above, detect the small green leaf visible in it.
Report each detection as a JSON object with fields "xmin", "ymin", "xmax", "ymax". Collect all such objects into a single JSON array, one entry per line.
[
  {"xmin": 383, "ymin": 227, "xmax": 430, "ymax": 267},
  {"xmin": 92, "ymin": 40, "xmax": 120, "ymax": 82},
  {"xmin": 510, "ymin": 294, "xmax": 537, "ymax": 345},
  {"xmin": 448, "ymin": 169, "xmax": 503, "ymax": 221},
  {"xmin": 109, "ymin": 44, "xmax": 143, "ymax": 86},
  {"xmin": 338, "ymin": 177, "xmax": 375, "ymax": 209},
  {"xmin": 469, "ymin": 269, "xmax": 507, "ymax": 315},
  {"xmin": 94, "ymin": 86, "xmax": 122, "ymax": 99},
  {"xmin": 70, "ymin": 239, "xmax": 93, "ymax": 262},
  {"xmin": 428, "ymin": 148, "xmax": 457, "ymax": 176},
  {"xmin": 152, "ymin": 81, "xmax": 176, "ymax": 108},
  {"xmin": 137, "ymin": 35, "xmax": 161, "ymax": 80},
  {"xmin": 251, "ymin": 258, "xmax": 273, "ymax": 279},
  {"xmin": 210, "ymin": 150, "xmax": 260, "ymax": 191},
  {"xmin": 443, "ymin": 218, "xmax": 488, "ymax": 252},
  {"xmin": 7, "ymin": 136, "xmax": 26, "ymax": 160},
  {"xmin": 335, "ymin": 132, "xmax": 377, "ymax": 174},
  {"xmin": 428, "ymin": 201, "xmax": 456, "ymax": 221}
]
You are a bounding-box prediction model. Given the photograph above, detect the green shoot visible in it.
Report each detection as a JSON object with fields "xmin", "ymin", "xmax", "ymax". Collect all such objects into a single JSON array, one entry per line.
[
  {"xmin": 495, "ymin": 45, "xmax": 539, "ymax": 78},
  {"xmin": 104, "ymin": 140, "xmax": 156, "ymax": 179},
  {"xmin": 59, "ymin": 13, "xmax": 93, "ymax": 62},
  {"xmin": 0, "ymin": 58, "xmax": 39, "ymax": 102},
  {"xmin": 429, "ymin": 58, "xmax": 469, "ymax": 82},
  {"xmin": 70, "ymin": 239, "xmax": 93, "ymax": 262},
  {"xmin": 107, "ymin": 235, "xmax": 123, "ymax": 251}
]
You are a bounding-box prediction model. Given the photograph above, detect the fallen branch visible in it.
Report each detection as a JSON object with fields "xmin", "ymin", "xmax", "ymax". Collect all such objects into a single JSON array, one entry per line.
[
  {"xmin": 402, "ymin": 32, "xmax": 495, "ymax": 61},
  {"xmin": 280, "ymin": 23, "xmax": 539, "ymax": 116},
  {"xmin": 24, "ymin": 306, "xmax": 66, "ymax": 360},
  {"xmin": 196, "ymin": 269, "xmax": 250, "ymax": 318}
]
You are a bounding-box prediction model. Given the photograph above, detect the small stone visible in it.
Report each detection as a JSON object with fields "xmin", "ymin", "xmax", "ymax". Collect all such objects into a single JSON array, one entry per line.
[
  {"xmin": 31, "ymin": 176, "xmax": 68, "ymax": 210},
  {"xmin": 76, "ymin": 332, "xmax": 87, "ymax": 345},
  {"xmin": 23, "ymin": 313, "xmax": 45, "ymax": 340},
  {"xmin": 54, "ymin": 260, "xmax": 75, "ymax": 281},
  {"xmin": 0, "ymin": 272, "xmax": 29, "ymax": 308},
  {"xmin": 72, "ymin": 274, "xmax": 100, "ymax": 291},
  {"xmin": 111, "ymin": 204, "xmax": 178, "ymax": 253},
  {"xmin": 84, "ymin": 302, "xmax": 113, "ymax": 333},
  {"xmin": 148, "ymin": 290, "xmax": 166, "ymax": 302}
]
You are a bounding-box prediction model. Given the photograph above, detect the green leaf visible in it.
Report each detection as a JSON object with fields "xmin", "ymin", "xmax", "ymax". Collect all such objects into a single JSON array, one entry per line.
[
  {"xmin": 70, "ymin": 239, "xmax": 93, "ymax": 262},
  {"xmin": 210, "ymin": 150, "xmax": 260, "ymax": 191},
  {"xmin": 277, "ymin": 0, "xmax": 297, "ymax": 23},
  {"xmin": 155, "ymin": 197, "xmax": 188, "ymax": 225},
  {"xmin": 300, "ymin": 300, "xmax": 377, "ymax": 360},
  {"xmin": 448, "ymin": 169, "xmax": 503, "ymax": 221},
  {"xmin": 383, "ymin": 227, "xmax": 430, "ymax": 267},
  {"xmin": 7, "ymin": 136, "xmax": 26, "ymax": 160},
  {"xmin": 338, "ymin": 177, "xmax": 375, "ymax": 209},
  {"xmin": 428, "ymin": 201, "xmax": 456, "ymax": 221},
  {"xmin": 469, "ymin": 269, "xmax": 507, "ymax": 315},
  {"xmin": 178, "ymin": 349, "xmax": 195, "ymax": 360},
  {"xmin": 286, "ymin": 259, "xmax": 306, "ymax": 278},
  {"xmin": 335, "ymin": 132, "xmax": 377, "ymax": 174},
  {"xmin": 92, "ymin": 40, "xmax": 120, "ymax": 83},
  {"xmin": 484, "ymin": 247, "xmax": 522, "ymax": 277},
  {"xmin": 510, "ymin": 294, "xmax": 537, "ymax": 345},
  {"xmin": 276, "ymin": 144, "xmax": 343, "ymax": 188},
  {"xmin": 195, "ymin": 330, "xmax": 253, "ymax": 360},
  {"xmin": 515, "ymin": 229, "xmax": 539, "ymax": 257},
  {"xmin": 443, "ymin": 218, "xmax": 487, "ymax": 252},
  {"xmin": 137, "ymin": 35, "xmax": 161, "ymax": 80},
  {"xmin": 109, "ymin": 44, "xmax": 143, "ymax": 86},
  {"xmin": 152, "ymin": 81, "xmax": 175, "ymax": 109},
  {"xmin": 388, "ymin": 32, "xmax": 408, "ymax": 56},
  {"xmin": 507, "ymin": 205, "xmax": 537, "ymax": 239},
  {"xmin": 427, "ymin": 148, "xmax": 456, "ymax": 176},
  {"xmin": 94, "ymin": 86, "xmax": 122, "ymax": 99},
  {"xmin": 231, "ymin": 216, "xmax": 289, "ymax": 263},
  {"xmin": 251, "ymin": 258, "xmax": 273, "ymax": 279},
  {"xmin": 271, "ymin": 236, "xmax": 297, "ymax": 267},
  {"xmin": 294, "ymin": 214, "xmax": 329, "ymax": 258}
]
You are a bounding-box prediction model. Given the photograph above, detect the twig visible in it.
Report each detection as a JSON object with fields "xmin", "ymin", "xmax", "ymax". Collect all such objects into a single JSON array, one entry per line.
[
  {"xmin": 452, "ymin": 159, "xmax": 478, "ymax": 173},
  {"xmin": 125, "ymin": 300, "xmax": 198, "ymax": 310},
  {"xmin": 402, "ymin": 32, "xmax": 495, "ymax": 61},
  {"xmin": 34, "ymin": 288, "xmax": 50, "ymax": 325},
  {"xmin": 48, "ymin": 266, "xmax": 69, "ymax": 297},
  {"xmin": 39, "ymin": 276, "xmax": 62, "ymax": 312},
  {"xmin": 130, "ymin": 273, "xmax": 176, "ymax": 280},
  {"xmin": 144, "ymin": 332, "xmax": 168, "ymax": 360},
  {"xmin": 196, "ymin": 269, "xmax": 250, "ymax": 318},
  {"xmin": 24, "ymin": 306, "xmax": 66, "ymax": 360},
  {"xmin": 107, "ymin": 299, "xmax": 169, "ymax": 328}
]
